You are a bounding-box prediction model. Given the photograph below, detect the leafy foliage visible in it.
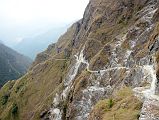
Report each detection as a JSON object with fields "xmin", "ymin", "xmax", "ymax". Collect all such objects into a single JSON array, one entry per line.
[
  {"xmin": 1, "ymin": 93, "xmax": 10, "ymax": 105},
  {"xmin": 11, "ymin": 103, "xmax": 18, "ymax": 115},
  {"xmin": 108, "ymin": 98, "xmax": 114, "ymax": 108}
]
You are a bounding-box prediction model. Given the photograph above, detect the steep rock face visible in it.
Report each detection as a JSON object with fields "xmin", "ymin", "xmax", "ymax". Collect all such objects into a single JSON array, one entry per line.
[
  {"xmin": 0, "ymin": 0, "xmax": 159, "ymax": 120},
  {"xmin": 0, "ymin": 43, "xmax": 32, "ymax": 88},
  {"xmin": 49, "ymin": 0, "xmax": 159, "ymax": 120}
]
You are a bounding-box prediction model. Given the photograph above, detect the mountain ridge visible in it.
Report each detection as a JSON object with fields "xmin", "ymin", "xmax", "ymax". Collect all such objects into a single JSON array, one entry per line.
[
  {"xmin": 13, "ymin": 25, "xmax": 70, "ymax": 59},
  {"xmin": 0, "ymin": 43, "xmax": 32, "ymax": 88}
]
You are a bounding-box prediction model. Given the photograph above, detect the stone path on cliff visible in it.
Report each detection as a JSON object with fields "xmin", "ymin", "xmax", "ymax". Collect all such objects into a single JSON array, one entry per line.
[
  {"xmin": 49, "ymin": 47, "xmax": 129, "ymax": 120},
  {"xmin": 43, "ymin": 52, "xmax": 68, "ymax": 61},
  {"xmin": 49, "ymin": 44, "xmax": 155, "ymax": 120},
  {"xmin": 133, "ymin": 64, "xmax": 159, "ymax": 120},
  {"xmin": 49, "ymin": 45, "xmax": 159, "ymax": 120},
  {"xmin": 74, "ymin": 47, "xmax": 159, "ymax": 120}
]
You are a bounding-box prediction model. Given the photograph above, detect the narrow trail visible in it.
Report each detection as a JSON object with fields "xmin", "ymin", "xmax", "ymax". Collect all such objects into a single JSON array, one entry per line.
[
  {"xmin": 30, "ymin": 52, "xmax": 67, "ymax": 74},
  {"xmin": 50, "ymin": 48, "xmax": 156, "ymax": 120},
  {"xmin": 133, "ymin": 63, "xmax": 159, "ymax": 119},
  {"xmin": 52, "ymin": 58, "xmax": 67, "ymax": 61},
  {"xmin": 74, "ymin": 49, "xmax": 159, "ymax": 120},
  {"xmin": 77, "ymin": 50, "xmax": 159, "ymax": 101},
  {"xmin": 49, "ymin": 47, "xmax": 85, "ymax": 120},
  {"xmin": 29, "ymin": 2, "xmax": 159, "ymax": 119},
  {"xmin": 75, "ymin": 54, "xmax": 128, "ymax": 74},
  {"xmin": 49, "ymin": 45, "xmax": 159, "ymax": 120},
  {"xmin": 133, "ymin": 64, "xmax": 159, "ymax": 100}
]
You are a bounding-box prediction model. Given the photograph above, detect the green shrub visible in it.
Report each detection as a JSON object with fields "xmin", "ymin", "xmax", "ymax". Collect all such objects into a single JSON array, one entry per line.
[
  {"xmin": 11, "ymin": 103, "xmax": 18, "ymax": 115},
  {"xmin": 108, "ymin": 99, "xmax": 114, "ymax": 108},
  {"xmin": 15, "ymin": 83, "xmax": 24, "ymax": 93},
  {"xmin": 137, "ymin": 114, "xmax": 140, "ymax": 119},
  {"xmin": 1, "ymin": 94, "xmax": 9, "ymax": 105}
]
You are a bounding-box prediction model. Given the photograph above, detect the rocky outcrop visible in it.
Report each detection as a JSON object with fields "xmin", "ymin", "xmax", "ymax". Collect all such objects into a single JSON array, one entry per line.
[{"xmin": 49, "ymin": 0, "xmax": 159, "ymax": 120}]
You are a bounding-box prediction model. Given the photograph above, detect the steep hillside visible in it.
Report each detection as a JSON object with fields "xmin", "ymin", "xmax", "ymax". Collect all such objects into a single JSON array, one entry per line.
[
  {"xmin": 0, "ymin": 43, "xmax": 32, "ymax": 88},
  {"xmin": 0, "ymin": 0, "xmax": 159, "ymax": 120}
]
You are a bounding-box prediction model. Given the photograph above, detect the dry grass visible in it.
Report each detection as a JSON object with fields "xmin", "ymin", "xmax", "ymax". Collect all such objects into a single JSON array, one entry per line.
[
  {"xmin": 89, "ymin": 87, "xmax": 142, "ymax": 120},
  {"xmin": 0, "ymin": 58, "xmax": 69, "ymax": 120}
]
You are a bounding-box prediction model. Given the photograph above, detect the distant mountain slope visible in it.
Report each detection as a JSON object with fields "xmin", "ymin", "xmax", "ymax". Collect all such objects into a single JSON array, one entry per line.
[
  {"xmin": 0, "ymin": 43, "xmax": 32, "ymax": 87},
  {"xmin": 14, "ymin": 26, "xmax": 69, "ymax": 59}
]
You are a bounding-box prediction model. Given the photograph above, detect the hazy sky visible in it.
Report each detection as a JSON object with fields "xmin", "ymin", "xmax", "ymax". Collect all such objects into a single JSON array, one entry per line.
[{"xmin": 0, "ymin": 0, "xmax": 89, "ymax": 46}]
